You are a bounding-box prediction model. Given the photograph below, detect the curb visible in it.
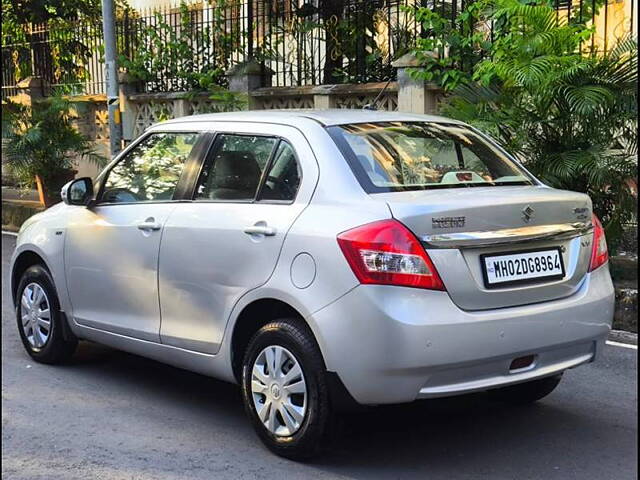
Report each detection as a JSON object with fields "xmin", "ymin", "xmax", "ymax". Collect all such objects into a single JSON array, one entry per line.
[{"xmin": 608, "ymin": 329, "xmax": 638, "ymax": 346}]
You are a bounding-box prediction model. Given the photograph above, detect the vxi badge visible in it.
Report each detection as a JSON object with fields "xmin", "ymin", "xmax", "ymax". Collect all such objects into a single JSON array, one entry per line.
[{"xmin": 432, "ymin": 216, "xmax": 466, "ymax": 229}]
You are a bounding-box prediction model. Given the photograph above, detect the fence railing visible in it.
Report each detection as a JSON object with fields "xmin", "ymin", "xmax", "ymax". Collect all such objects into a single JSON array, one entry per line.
[
  {"xmin": 2, "ymin": 0, "xmax": 637, "ymax": 99},
  {"xmin": 2, "ymin": 21, "xmax": 105, "ymax": 98}
]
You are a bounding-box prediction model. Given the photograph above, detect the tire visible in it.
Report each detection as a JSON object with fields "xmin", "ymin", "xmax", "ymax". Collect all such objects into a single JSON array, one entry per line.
[
  {"xmin": 15, "ymin": 264, "xmax": 77, "ymax": 364},
  {"xmin": 488, "ymin": 374, "xmax": 563, "ymax": 405},
  {"xmin": 241, "ymin": 318, "xmax": 331, "ymax": 460}
]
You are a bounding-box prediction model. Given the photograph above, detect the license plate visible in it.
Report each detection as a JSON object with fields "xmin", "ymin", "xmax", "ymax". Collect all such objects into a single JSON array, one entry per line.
[{"xmin": 481, "ymin": 247, "xmax": 565, "ymax": 288}]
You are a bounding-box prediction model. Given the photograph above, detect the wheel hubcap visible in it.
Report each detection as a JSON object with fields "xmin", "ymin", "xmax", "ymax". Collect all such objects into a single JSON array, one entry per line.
[
  {"xmin": 250, "ymin": 345, "xmax": 307, "ymax": 437},
  {"xmin": 20, "ymin": 283, "xmax": 51, "ymax": 349}
]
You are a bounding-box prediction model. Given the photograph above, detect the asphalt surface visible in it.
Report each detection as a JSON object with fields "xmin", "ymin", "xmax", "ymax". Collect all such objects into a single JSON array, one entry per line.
[{"xmin": 2, "ymin": 233, "xmax": 637, "ymax": 480}]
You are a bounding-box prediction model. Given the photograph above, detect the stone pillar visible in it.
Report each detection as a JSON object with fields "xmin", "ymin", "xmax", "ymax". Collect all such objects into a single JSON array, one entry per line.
[
  {"xmin": 173, "ymin": 98, "xmax": 190, "ymax": 118},
  {"xmin": 68, "ymin": 100, "xmax": 96, "ymax": 140},
  {"xmin": 392, "ymin": 53, "xmax": 442, "ymax": 115},
  {"xmin": 9, "ymin": 76, "xmax": 48, "ymax": 106},
  {"xmin": 312, "ymin": 85, "xmax": 338, "ymax": 109},
  {"xmin": 226, "ymin": 59, "xmax": 274, "ymax": 110},
  {"xmin": 118, "ymin": 72, "xmax": 139, "ymax": 143}
]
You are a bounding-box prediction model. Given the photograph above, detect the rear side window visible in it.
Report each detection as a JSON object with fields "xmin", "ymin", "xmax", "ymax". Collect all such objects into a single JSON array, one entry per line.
[
  {"xmin": 259, "ymin": 141, "xmax": 300, "ymax": 202},
  {"xmin": 101, "ymin": 132, "xmax": 198, "ymax": 203},
  {"xmin": 328, "ymin": 122, "xmax": 533, "ymax": 192},
  {"xmin": 195, "ymin": 134, "xmax": 277, "ymax": 201},
  {"xmin": 195, "ymin": 134, "xmax": 300, "ymax": 202}
]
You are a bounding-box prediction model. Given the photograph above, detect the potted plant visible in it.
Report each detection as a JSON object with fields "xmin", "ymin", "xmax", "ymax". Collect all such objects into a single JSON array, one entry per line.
[{"xmin": 2, "ymin": 95, "xmax": 105, "ymax": 207}]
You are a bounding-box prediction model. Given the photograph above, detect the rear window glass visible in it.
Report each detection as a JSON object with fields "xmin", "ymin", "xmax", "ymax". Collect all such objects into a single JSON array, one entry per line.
[{"xmin": 328, "ymin": 122, "xmax": 533, "ymax": 192}]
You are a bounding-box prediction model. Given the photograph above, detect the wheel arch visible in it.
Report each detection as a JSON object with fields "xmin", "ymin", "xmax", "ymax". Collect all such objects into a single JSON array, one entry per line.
[
  {"xmin": 229, "ymin": 297, "xmax": 325, "ymax": 383},
  {"xmin": 11, "ymin": 249, "xmax": 52, "ymax": 306}
]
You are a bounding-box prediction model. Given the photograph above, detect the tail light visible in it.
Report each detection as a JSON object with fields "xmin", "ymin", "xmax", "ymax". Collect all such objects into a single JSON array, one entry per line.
[
  {"xmin": 589, "ymin": 214, "xmax": 609, "ymax": 272},
  {"xmin": 337, "ymin": 219, "xmax": 445, "ymax": 290}
]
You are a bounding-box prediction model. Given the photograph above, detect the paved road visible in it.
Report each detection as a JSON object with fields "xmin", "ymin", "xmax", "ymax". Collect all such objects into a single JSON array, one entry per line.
[{"xmin": 2, "ymin": 234, "xmax": 637, "ymax": 480}]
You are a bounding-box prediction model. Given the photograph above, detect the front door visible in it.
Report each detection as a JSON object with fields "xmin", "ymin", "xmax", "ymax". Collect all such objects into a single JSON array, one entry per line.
[
  {"xmin": 158, "ymin": 127, "xmax": 318, "ymax": 353},
  {"xmin": 64, "ymin": 131, "xmax": 202, "ymax": 341}
]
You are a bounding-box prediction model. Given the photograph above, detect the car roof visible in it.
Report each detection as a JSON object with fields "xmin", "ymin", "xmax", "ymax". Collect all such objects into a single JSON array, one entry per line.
[{"xmin": 158, "ymin": 109, "xmax": 465, "ymax": 128}]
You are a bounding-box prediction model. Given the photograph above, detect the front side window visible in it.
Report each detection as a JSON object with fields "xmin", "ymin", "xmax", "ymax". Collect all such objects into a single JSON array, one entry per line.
[
  {"xmin": 329, "ymin": 122, "xmax": 533, "ymax": 192},
  {"xmin": 101, "ymin": 132, "xmax": 198, "ymax": 203}
]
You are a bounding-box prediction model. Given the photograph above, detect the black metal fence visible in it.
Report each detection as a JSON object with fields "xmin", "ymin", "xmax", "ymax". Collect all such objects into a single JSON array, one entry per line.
[
  {"xmin": 2, "ymin": 0, "xmax": 636, "ymax": 99},
  {"xmin": 2, "ymin": 21, "xmax": 105, "ymax": 98}
]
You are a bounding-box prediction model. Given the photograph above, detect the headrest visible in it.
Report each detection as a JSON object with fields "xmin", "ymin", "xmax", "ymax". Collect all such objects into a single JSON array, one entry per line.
[{"xmin": 211, "ymin": 151, "xmax": 261, "ymax": 191}]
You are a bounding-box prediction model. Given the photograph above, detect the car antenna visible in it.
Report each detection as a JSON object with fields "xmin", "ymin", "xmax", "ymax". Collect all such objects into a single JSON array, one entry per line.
[{"xmin": 363, "ymin": 77, "xmax": 393, "ymax": 111}]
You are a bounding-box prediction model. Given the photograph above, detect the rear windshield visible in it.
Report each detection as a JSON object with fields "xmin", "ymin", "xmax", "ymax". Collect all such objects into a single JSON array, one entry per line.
[{"xmin": 328, "ymin": 122, "xmax": 533, "ymax": 192}]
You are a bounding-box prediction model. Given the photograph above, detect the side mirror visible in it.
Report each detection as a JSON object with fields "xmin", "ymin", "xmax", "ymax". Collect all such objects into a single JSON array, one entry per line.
[{"xmin": 61, "ymin": 177, "xmax": 94, "ymax": 206}]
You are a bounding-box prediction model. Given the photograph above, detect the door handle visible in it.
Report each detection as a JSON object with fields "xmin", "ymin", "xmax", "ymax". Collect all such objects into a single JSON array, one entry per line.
[
  {"xmin": 244, "ymin": 224, "xmax": 277, "ymax": 236},
  {"xmin": 137, "ymin": 218, "xmax": 162, "ymax": 232}
]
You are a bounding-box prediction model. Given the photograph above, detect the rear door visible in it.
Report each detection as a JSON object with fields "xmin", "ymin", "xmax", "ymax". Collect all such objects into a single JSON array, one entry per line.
[{"xmin": 158, "ymin": 123, "xmax": 319, "ymax": 354}]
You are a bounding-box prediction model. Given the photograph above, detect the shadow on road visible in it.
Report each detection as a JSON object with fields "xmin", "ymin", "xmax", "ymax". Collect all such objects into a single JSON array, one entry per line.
[
  {"xmin": 62, "ymin": 340, "xmax": 609, "ymax": 478},
  {"xmin": 69, "ymin": 341, "xmax": 246, "ymax": 416}
]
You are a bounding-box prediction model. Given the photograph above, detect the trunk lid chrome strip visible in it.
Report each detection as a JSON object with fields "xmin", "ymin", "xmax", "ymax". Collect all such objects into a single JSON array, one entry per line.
[{"xmin": 422, "ymin": 222, "xmax": 593, "ymax": 249}]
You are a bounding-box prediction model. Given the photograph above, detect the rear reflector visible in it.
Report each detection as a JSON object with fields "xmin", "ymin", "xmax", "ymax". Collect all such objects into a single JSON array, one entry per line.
[
  {"xmin": 337, "ymin": 219, "xmax": 445, "ymax": 290},
  {"xmin": 510, "ymin": 355, "xmax": 535, "ymax": 371}
]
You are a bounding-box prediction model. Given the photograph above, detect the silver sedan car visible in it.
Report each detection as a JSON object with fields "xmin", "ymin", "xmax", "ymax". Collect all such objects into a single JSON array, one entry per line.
[{"xmin": 10, "ymin": 110, "xmax": 614, "ymax": 459}]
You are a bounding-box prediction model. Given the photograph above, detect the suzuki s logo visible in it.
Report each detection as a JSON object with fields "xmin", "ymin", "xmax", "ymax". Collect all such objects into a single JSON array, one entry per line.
[
  {"xmin": 522, "ymin": 205, "xmax": 535, "ymax": 223},
  {"xmin": 573, "ymin": 207, "xmax": 589, "ymax": 221}
]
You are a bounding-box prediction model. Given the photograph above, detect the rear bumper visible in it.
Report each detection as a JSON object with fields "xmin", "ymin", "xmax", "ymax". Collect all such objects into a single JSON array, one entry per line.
[{"xmin": 311, "ymin": 265, "xmax": 615, "ymax": 405}]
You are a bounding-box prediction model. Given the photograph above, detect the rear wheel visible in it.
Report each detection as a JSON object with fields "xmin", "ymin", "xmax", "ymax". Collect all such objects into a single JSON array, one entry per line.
[
  {"xmin": 489, "ymin": 374, "xmax": 563, "ymax": 405},
  {"xmin": 16, "ymin": 265, "xmax": 77, "ymax": 364},
  {"xmin": 241, "ymin": 318, "xmax": 331, "ymax": 460}
]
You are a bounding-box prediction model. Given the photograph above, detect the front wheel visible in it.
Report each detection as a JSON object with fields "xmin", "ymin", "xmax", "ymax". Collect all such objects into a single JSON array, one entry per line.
[
  {"xmin": 16, "ymin": 265, "xmax": 77, "ymax": 364},
  {"xmin": 241, "ymin": 318, "xmax": 332, "ymax": 460},
  {"xmin": 488, "ymin": 374, "xmax": 563, "ymax": 405}
]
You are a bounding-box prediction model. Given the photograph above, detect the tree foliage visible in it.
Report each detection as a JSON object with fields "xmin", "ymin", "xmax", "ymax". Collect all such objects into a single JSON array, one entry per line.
[
  {"xmin": 412, "ymin": 0, "xmax": 637, "ymax": 251},
  {"xmin": 117, "ymin": 1, "xmax": 249, "ymax": 108},
  {"xmin": 1, "ymin": 0, "xmax": 100, "ymax": 29},
  {"xmin": 410, "ymin": 0, "xmax": 492, "ymax": 91},
  {"xmin": 118, "ymin": 1, "xmax": 243, "ymax": 91},
  {"xmin": 2, "ymin": 0, "xmax": 128, "ymax": 92}
]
